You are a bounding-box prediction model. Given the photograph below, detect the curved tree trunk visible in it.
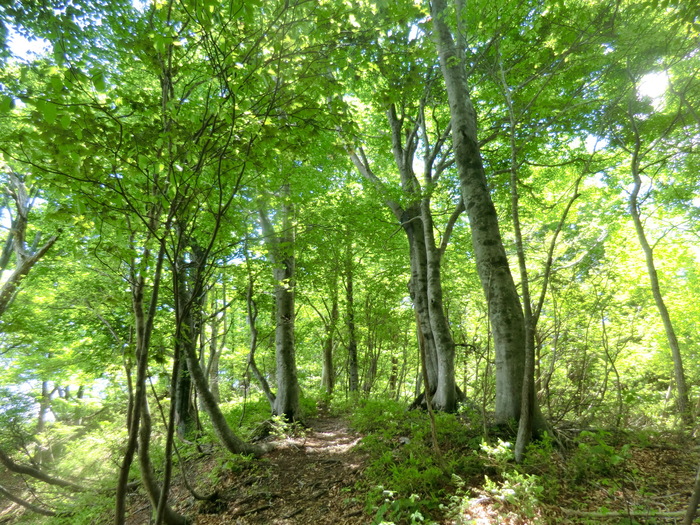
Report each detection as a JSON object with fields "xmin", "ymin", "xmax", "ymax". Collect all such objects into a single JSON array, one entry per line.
[
  {"xmin": 431, "ymin": 0, "xmax": 527, "ymax": 424},
  {"xmin": 0, "ymin": 448, "xmax": 85, "ymax": 492},
  {"xmin": 138, "ymin": 398, "xmax": 189, "ymax": 525},
  {"xmin": 116, "ymin": 242, "xmax": 166, "ymax": 524},
  {"xmin": 184, "ymin": 335, "xmax": 265, "ymax": 456},
  {"xmin": 246, "ymin": 275, "xmax": 276, "ymax": 409},
  {"xmin": 629, "ymin": 143, "xmax": 691, "ymax": 426}
]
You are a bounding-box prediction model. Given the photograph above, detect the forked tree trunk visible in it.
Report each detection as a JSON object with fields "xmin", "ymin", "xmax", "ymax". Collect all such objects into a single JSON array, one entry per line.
[
  {"xmin": 138, "ymin": 398, "xmax": 189, "ymax": 525},
  {"xmin": 348, "ymin": 128, "xmax": 463, "ymax": 411},
  {"xmin": 116, "ymin": 242, "xmax": 166, "ymax": 525}
]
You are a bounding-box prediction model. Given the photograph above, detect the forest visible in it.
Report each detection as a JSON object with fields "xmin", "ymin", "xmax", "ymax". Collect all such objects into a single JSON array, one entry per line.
[{"xmin": 0, "ymin": 0, "xmax": 698, "ymax": 523}]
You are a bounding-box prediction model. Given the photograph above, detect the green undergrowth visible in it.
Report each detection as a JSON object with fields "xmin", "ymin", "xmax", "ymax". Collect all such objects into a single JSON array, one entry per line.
[
  {"xmin": 342, "ymin": 398, "xmax": 666, "ymax": 525},
  {"xmin": 348, "ymin": 399, "xmax": 485, "ymax": 524},
  {"xmin": 4, "ymin": 393, "xmax": 689, "ymax": 525}
]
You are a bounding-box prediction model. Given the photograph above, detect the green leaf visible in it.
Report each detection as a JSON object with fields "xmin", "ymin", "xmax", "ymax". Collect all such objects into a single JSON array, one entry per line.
[
  {"xmin": 0, "ymin": 95, "xmax": 14, "ymax": 113},
  {"xmin": 92, "ymin": 71, "xmax": 107, "ymax": 92},
  {"xmin": 39, "ymin": 100, "xmax": 58, "ymax": 124},
  {"xmin": 50, "ymin": 74, "xmax": 63, "ymax": 92}
]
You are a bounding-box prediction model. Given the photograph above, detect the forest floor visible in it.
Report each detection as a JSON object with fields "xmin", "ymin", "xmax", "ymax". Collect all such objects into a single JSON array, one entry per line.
[
  {"xmin": 1, "ymin": 414, "xmax": 699, "ymax": 524},
  {"xmin": 125, "ymin": 414, "xmax": 369, "ymax": 525},
  {"xmin": 152, "ymin": 418, "xmax": 699, "ymax": 525}
]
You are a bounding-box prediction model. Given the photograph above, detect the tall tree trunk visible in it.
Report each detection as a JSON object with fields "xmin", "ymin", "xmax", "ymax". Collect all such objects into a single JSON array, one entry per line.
[
  {"xmin": 345, "ymin": 232, "xmax": 359, "ymax": 393},
  {"xmin": 138, "ymin": 398, "xmax": 189, "ymax": 525},
  {"xmin": 259, "ymin": 185, "xmax": 300, "ymax": 421},
  {"xmin": 431, "ymin": 0, "xmax": 527, "ymax": 424},
  {"xmin": 116, "ymin": 242, "xmax": 166, "ymax": 525},
  {"xmin": 348, "ymin": 98, "xmax": 463, "ymax": 411},
  {"xmin": 321, "ymin": 293, "xmax": 339, "ymax": 396},
  {"xmin": 496, "ymin": 61, "xmax": 554, "ymax": 459},
  {"xmin": 406, "ymin": 214, "xmax": 440, "ymax": 392},
  {"xmin": 420, "ymin": 199, "xmax": 457, "ymax": 411},
  {"xmin": 272, "ymin": 251, "xmax": 299, "ymax": 420},
  {"xmin": 246, "ymin": 273, "xmax": 276, "ymax": 409},
  {"xmin": 629, "ymin": 142, "xmax": 691, "ymax": 426},
  {"xmin": 173, "ymin": 251, "xmax": 202, "ymax": 438}
]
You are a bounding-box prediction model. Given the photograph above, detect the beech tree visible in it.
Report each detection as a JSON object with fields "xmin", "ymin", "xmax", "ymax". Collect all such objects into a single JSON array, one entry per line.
[
  {"xmin": 0, "ymin": 0, "xmax": 699, "ymax": 521},
  {"xmin": 597, "ymin": 1, "xmax": 700, "ymax": 426},
  {"xmin": 429, "ymin": 0, "xmax": 540, "ymax": 427}
]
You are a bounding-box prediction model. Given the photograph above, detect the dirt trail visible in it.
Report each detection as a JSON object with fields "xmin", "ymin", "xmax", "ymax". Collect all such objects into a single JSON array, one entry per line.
[{"xmin": 194, "ymin": 416, "xmax": 368, "ymax": 525}]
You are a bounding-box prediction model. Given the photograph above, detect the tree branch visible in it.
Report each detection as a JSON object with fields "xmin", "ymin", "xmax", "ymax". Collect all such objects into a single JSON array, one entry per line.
[
  {"xmin": 0, "ymin": 448, "xmax": 85, "ymax": 492},
  {"xmin": 0, "ymin": 484, "xmax": 57, "ymax": 517}
]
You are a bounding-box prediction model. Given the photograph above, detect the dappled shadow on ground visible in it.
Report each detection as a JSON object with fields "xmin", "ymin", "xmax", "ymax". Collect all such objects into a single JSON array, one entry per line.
[
  {"xmin": 452, "ymin": 433, "xmax": 699, "ymax": 524},
  {"xmin": 193, "ymin": 416, "xmax": 368, "ymax": 525}
]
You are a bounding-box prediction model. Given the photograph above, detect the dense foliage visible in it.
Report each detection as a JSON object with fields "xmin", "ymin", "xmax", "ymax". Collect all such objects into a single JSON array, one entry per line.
[{"xmin": 0, "ymin": 0, "xmax": 698, "ymax": 523}]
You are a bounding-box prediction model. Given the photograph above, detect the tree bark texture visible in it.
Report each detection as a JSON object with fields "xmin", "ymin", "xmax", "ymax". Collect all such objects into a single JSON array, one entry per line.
[
  {"xmin": 431, "ymin": 0, "xmax": 526, "ymax": 423},
  {"xmin": 173, "ymin": 251, "xmax": 204, "ymax": 438},
  {"xmin": 259, "ymin": 186, "xmax": 301, "ymax": 421},
  {"xmin": 348, "ymin": 109, "xmax": 461, "ymax": 410},
  {"xmin": 419, "ymin": 198, "xmax": 457, "ymax": 411}
]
